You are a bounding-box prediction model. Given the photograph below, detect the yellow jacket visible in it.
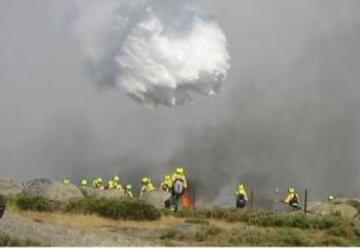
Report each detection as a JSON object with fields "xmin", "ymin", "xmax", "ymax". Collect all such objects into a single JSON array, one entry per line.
[
  {"xmin": 159, "ymin": 178, "xmax": 173, "ymax": 191},
  {"xmin": 141, "ymin": 183, "xmax": 154, "ymax": 192},
  {"xmin": 235, "ymin": 187, "xmax": 248, "ymax": 201},
  {"xmin": 116, "ymin": 184, "xmax": 124, "ymax": 192},
  {"xmin": 125, "ymin": 190, "xmax": 133, "ymax": 198},
  {"xmin": 284, "ymin": 193, "xmax": 299, "ymax": 203},
  {"xmin": 92, "ymin": 178, "xmax": 103, "ymax": 189},
  {"xmin": 108, "ymin": 180, "xmax": 115, "ymax": 189},
  {"xmin": 171, "ymin": 173, "xmax": 187, "ymax": 188}
]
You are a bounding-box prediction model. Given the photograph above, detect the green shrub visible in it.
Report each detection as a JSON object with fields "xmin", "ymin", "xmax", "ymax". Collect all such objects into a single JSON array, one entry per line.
[
  {"xmin": 160, "ymin": 230, "xmax": 178, "ymax": 240},
  {"xmin": 266, "ymin": 213, "xmax": 346, "ymax": 229},
  {"xmin": 0, "ymin": 195, "xmax": 7, "ymax": 206},
  {"xmin": 176, "ymin": 207, "xmax": 356, "ymax": 232},
  {"xmin": 278, "ymin": 228, "xmax": 312, "ymax": 246},
  {"xmin": 0, "ymin": 234, "xmax": 42, "ymax": 246},
  {"xmin": 225, "ymin": 208, "xmax": 352, "ymax": 230},
  {"xmin": 354, "ymin": 223, "xmax": 360, "ymax": 238},
  {"xmin": 14, "ymin": 194, "xmax": 56, "ymax": 212},
  {"xmin": 67, "ymin": 196, "xmax": 161, "ymax": 221},
  {"xmin": 320, "ymin": 236, "xmax": 350, "ymax": 246},
  {"xmin": 226, "ymin": 208, "xmax": 274, "ymax": 224}
]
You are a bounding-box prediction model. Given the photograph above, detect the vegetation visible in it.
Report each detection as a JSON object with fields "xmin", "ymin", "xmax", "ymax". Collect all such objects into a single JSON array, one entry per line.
[
  {"xmin": 0, "ymin": 194, "xmax": 7, "ymax": 206},
  {"xmin": 7, "ymin": 194, "xmax": 360, "ymax": 246},
  {"xmin": 14, "ymin": 194, "xmax": 57, "ymax": 212},
  {"xmin": 347, "ymin": 199, "xmax": 360, "ymax": 216},
  {"xmin": 10, "ymin": 193, "xmax": 161, "ymax": 221},
  {"xmin": 166, "ymin": 207, "xmax": 360, "ymax": 246},
  {"xmin": 66, "ymin": 196, "xmax": 161, "ymax": 221},
  {"xmin": 176, "ymin": 207, "xmax": 351, "ymax": 229},
  {"xmin": 161, "ymin": 220, "xmax": 360, "ymax": 246},
  {"xmin": 0, "ymin": 234, "xmax": 42, "ymax": 246}
]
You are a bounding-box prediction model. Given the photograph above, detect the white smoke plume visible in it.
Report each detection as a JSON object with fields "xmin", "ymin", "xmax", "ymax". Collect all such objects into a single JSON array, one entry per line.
[{"xmin": 73, "ymin": 0, "xmax": 230, "ymax": 107}]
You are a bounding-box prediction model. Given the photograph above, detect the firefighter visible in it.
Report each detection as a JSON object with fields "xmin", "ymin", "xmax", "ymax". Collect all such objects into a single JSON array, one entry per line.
[
  {"xmin": 171, "ymin": 167, "xmax": 187, "ymax": 189},
  {"xmin": 235, "ymin": 184, "xmax": 248, "ymax": 208},
  {"xmin": 140, "ymin": 177, "xmax": 154, "ymax": 197},
  {"xmin": 92, "ymin": 178, "xmax": 97, "ymax": 188},
  {"xmin": 115, "ymin": 182, "xmax": 124, "ymax": 191},
  {"xmin": 63, "ymin": 178, "xmax": 71, "ymax": 185},
  {"xmin": 125, "ymin": 184, "xmax": 134, "ymax": 199},
  {"xmin": 112, "ymin": 176, "xmax": 124, "ymax": 191},
  {"xmin": 167, "ymin": 167, "xmax": 188, "ymax": 212},
  {"xmin": 113, "ymin": 175, "xmax": 120, "ymax": 184},
  {"xmin": 328, "ymin": 194, "xmax": 335, "ymax": 201},
  {"xmin": 159, "ymin": 175, "xmax": 173, "ymax": 192},
  {"xmin": 283, "ymin": 187, "xmax": 300, "ymax": 210},
  {"xmin": 80, "ymin": 178, "xmax": 88, "ymax": 187},
  {"xmin": 107, "ymin": 179, "xmax": 115, "ymax": 190},
  {"xmin": 92, "ymin": 177, "xmax": 104, "ymax": 189}
]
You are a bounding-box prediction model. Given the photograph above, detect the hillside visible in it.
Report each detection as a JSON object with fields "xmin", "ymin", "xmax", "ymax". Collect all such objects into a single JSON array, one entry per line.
[{"xmin": 1, "ymin": 201, "xmax": 360, "ymax": 246}]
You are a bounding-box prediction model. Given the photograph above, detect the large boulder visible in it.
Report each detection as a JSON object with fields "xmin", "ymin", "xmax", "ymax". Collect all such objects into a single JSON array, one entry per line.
[
  {"xmin": 141, "ymin": 191, "xmax": 171, "ymax": 209},
  {"xmin": 0, "ymin": 177, "xmax": 22, "ymax": 197},
  {"xmin": 307, "ymin": 199, "xmax": 358, "ymax": 219},
  {"xmin": 80, "ymin": 187, "xmax": 125, "ymax": 198},
  {"xmin": 23, "ymin": 179, "xmax": 83, "ymax": 203}
]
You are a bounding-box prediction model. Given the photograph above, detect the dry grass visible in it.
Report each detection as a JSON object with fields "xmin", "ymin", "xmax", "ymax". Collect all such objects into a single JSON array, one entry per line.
[
  {"xmin": 13, "ymin": 208, "xmax": 183, "ymax": 231},
  {"xmin": 9, "ymin": 206, "xmax": 360, "ymax": 246}
]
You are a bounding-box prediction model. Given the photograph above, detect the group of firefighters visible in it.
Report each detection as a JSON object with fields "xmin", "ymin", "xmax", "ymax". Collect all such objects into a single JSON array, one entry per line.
[
  {"xmin": 234, "ymin": 184, "xmax": 301, "ymax": 209},
  {"xmin": 64, "ymin": 167, "xmax": 188, "ymax": 205},
  {"xmin": 64, "ymin": 167, "xmax": 316, "ymax": 210}
]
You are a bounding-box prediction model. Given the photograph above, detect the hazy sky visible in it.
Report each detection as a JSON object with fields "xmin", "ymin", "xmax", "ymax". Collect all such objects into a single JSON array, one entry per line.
[{"xmin": 1, "ymin": 0, "xmax": 360, "ymax": 204}]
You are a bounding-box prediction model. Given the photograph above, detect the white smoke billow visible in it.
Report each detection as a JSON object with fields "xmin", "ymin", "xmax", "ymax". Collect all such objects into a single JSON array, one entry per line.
[{"xmin": 73, "ymin": 0, "xmax": 230, "ymax": 107}]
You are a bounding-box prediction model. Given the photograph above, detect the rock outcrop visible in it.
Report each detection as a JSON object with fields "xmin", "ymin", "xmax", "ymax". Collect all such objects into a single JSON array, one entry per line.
[
  {"xmin": 141, "ymin": 191, "xmax": 171, "ymax": 209},
  {"xmin": 0, "ymin": 212, "xmax": 158, "ymax": 246},
  {"xmin": 307, "ymin": 199, "xmax": 360, "ymax": 219},
  {"xmin": 0, "ymin": 177, "xmax": 22, "ymax": 197},
  {"xmin": 80, "ymin": 187, "xmax": 125, "ymax": 198},
  {"xmin": 23, "ymin": 179, "xmax": 83, "ymax": 203}
]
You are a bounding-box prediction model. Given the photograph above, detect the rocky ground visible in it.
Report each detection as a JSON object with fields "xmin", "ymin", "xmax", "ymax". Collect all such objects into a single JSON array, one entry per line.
[
  {"xmin": 0, "ymin": 210, "xmax": 161, "ymax": 246},
  {"xmin": 2, "ymin": 199, "xmax": 360, "ymax": 246}
]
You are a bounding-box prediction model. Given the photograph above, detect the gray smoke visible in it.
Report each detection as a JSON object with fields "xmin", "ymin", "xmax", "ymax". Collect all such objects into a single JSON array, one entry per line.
[
  {"xmin": 1, "ymin": 0, "xmax": 360, "ymax": 207},
  {"xmin": 167, "ymin": 0, "xmax": 360, "ymax": 207}
]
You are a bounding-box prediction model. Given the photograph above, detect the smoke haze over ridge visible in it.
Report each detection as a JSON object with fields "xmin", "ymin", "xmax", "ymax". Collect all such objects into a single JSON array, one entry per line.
[{"xmin": 1, "ymin": 0, "xmax": 360, "ymax": 206}]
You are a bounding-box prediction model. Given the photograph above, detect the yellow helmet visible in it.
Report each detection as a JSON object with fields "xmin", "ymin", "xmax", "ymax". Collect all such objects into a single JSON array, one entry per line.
[
  {"xmin": 142, "ymin": 177, "xmax": 149, "ymax": 184},
  {"xmin": 126, "ymin": 184, "xmax": 132, "ymax": 190},
  {"xmin": 238, "ymin": 184, "xmax": 245, "ymax": 190},
  {"xmin": 165, "ymin": 175, "xmax": 171, "ymax": 180},
  {"xmin": 288, "ymin": 187, "xmax": 295, "ymax": 193},
  {"xmin": 176, "ymin": 167, "xmax": 185, "ymax": 175}
]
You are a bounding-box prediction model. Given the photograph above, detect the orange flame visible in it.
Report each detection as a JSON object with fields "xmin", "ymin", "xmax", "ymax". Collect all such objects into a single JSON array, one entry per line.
[{"xmin": 182, "ymin": 190, "xmax": 194, "ymax": 208}]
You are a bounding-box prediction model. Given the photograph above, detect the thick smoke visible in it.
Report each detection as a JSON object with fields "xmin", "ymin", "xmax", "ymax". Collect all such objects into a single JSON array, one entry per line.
[
  {"xmin": 74, "ymin": 0, "xmax": 230, "ymax": 107},
  {"xmin": 1, "ymin": 1, "xmax": 360, "ymax": 208},
  {"xmin": 169, "ymin": 24, "xmax": 360, "ymax": 207},
  {"xmin": 165, "ymin": 0, "xmax": 360, "ymax": 207}
]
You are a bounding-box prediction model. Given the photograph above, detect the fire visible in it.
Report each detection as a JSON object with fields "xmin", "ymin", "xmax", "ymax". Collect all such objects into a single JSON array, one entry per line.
[{"xmin": 182, "ymin": 190, "xmax": 194, "ymax": 208}]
